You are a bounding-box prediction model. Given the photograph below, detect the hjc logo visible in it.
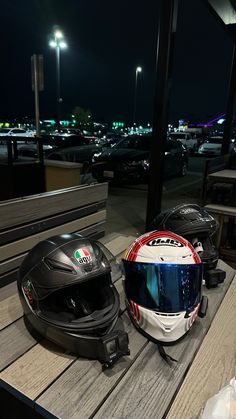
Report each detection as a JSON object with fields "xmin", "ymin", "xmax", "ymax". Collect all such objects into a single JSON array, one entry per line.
[{"xmin": 147, "ymin": 238, "xmax": 183, "ymax": 247}]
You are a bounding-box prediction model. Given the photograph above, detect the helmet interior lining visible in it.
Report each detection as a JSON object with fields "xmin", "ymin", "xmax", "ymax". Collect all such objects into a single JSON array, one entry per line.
[{"xmin": 37, "ymin": 274, "xmax": 114, "ymax": 323}]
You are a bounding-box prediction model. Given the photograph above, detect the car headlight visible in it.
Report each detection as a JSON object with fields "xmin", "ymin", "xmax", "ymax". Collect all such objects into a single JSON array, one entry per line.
[
  {"xmin": 140, "ymin": 159, "xmax": 150, "ymax": 168},
  {"xmin": 92, "ymin": 152, "xmax": 102, "ymax": 163}
]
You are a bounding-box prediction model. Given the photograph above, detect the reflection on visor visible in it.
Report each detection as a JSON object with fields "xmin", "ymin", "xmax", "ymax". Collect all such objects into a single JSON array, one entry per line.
[{"xmin": 123, "ymin": 261, "xmax": 202, "ymax": 313}]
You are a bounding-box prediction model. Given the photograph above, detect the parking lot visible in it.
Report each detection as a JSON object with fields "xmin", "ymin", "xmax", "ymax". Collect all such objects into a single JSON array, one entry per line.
[{"xmin": 106, "ymin": 155, "xmax": 207, "ymax": 236}]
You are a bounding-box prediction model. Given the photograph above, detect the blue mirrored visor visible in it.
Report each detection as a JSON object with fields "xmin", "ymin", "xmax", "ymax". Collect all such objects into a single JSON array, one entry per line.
[{"xmin": 123, "ymin": 261, "xmax": 202, "ymax": 313}]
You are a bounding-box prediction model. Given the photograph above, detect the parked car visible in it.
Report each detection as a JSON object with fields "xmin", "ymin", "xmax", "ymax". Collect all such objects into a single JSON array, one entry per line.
[
  {"xmin": 168, "ymin": 132, "xmax": 198, "ymax": 152},
  {"xmin": 91, "ymin": 135, "xmax": 188, "ymax": 183},
  {"xmin": 53, "ymin": 128, "xmax": 83, "ymax": 136},
  {"xmin": 198, "ymin": 136, "xmax": 236, "ymax": 156},
  {"xmin": 0, "ymin": 128, "xmax": 35, "ymax": 137},
  {"xmin": 46, "ymin": 143, "xmax": 103, "ymax": 164},
  {"xmin": 18, "ymin": 135, "xmax": 90, "ymax": 158}
]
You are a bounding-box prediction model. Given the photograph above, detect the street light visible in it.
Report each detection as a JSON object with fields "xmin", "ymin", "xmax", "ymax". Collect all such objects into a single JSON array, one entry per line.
[
  {"xmin": 49, "ymin": 28, "xmax": 67, "ymax": 130},
  {"xmin": 133, "ymin": 66, "xmax": 142, "ymax": 125}
]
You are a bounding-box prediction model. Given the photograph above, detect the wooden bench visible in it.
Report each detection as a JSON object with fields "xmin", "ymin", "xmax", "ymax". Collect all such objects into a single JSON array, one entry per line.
[
  {"xmin": 0, "ymin": 232, "xmax": 235, "ymax": 419},
  {"xmin": 0, "ymin": 183, "xmax": 108, "ymax": 288},
  {"xmin": 204, "ymin": 204, "xmax": 236, "ymax": 251}
]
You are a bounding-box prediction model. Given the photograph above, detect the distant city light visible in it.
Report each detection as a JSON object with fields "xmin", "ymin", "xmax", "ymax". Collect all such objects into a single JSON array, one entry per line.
[{"xmin": 136, "ymin": 66, "xmax": 142, "ymax": 72}]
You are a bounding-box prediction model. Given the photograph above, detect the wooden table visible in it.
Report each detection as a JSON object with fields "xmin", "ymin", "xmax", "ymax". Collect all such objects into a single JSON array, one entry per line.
[
  {"xmin": 208, "ymin": 169, "xmax": 236, "ymax": 182},
  {"xmin": 0, "ymin": 234, "xmax": 235, "ymax": 419}
]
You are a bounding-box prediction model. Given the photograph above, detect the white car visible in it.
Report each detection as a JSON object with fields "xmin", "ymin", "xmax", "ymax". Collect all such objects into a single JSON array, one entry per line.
[
  {"xmin": 168, "ymin": 132, "xmax": 198, "ymax": 152},
  {"xmin": 198, "ymin": 137, "xmax": 236, "ymax": 156},
  {"xmin": 0, "ymin": 128, "xmax": 35, "ymax": 137}
]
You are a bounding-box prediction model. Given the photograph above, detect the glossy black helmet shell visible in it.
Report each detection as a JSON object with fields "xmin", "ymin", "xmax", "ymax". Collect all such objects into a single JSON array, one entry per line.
[{"xmin": 150, "ymin": 203, "xmax": 218, "ymax": 239}]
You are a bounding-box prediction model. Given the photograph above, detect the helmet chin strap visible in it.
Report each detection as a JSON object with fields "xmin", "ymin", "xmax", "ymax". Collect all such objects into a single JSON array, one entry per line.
[{"xmin": 157, "ymin": 343, "xmax": 178, "ymax": 364}]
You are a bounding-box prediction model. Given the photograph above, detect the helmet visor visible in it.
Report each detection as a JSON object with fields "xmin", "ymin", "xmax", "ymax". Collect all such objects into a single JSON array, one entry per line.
[{"xmin": 123, "ymin": 260, "xmax": 202, "ymax": 313}]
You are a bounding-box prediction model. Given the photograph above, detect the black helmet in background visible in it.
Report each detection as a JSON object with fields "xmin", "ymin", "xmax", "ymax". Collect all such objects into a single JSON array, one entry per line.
[
  {"xmin": 149, "ymin": 204, "xmax": 219, "ymax": 272},
  {"xmin": 17, "ymin": 233, "xmax": 129, "ymax": 368}
]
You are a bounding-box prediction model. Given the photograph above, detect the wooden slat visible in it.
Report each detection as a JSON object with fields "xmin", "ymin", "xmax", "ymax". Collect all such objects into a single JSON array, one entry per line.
[
  {"xmin": 0, "ymin": 294, "xmax": 23, "ymax": 330},
  {"xmin": 90, "ymin": 261, "xmax": 235, "ymax": 419},
  {"xmin": 0, "ymin": 183, "xmax": 108, "ymax": 230},
  {"xmin": 36, "ymin": 313, "xmax": 147, "ymax": 419},
  {"xmin": 0, "ymin": 221, "xmax": 106, "ymax": 278},
  {"xmin": 0, "ymin": 281, "xmax": 18, "ymax": 302},
  {"xmin": 104, "ymin": 235, "xmax": 134, "ymax": 258},
  {"xmin": 0, "ymin": 210, "xmax": 106, "ymax": 262},
  {"xmin": 0, "ymin": 341, "xmax": 75, "ymax": 400},
  {"xmin": 0, "ymin": 254, "xmax": 26, "ymax": 276},
  {"xmin": 166, "ymin": 273, "xmax": 236, "ymax": 419},
  {"xmin": 208, "ymin": 169, "xmax": 236, "ymax": 180},
  {"xmin": 205, "ymin": 204, "xmax": 236, "ymax": 216},
  {"xmin": 0, "ymin": 318, "xmax": 37, "ymax": 372},
  {"xmin": 0, "ymin": 201, "xmax": 106, "ymax": 246}
]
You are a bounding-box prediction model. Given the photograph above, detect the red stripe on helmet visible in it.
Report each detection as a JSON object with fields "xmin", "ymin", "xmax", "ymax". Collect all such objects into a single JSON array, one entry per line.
[
  {"xmin": 128, "ymin": 230, "xmax": 201, "ymax": 264},
  {"xmin": 129, "ymin": 231, "xmax": 163, "ymax": 261},
  {"xmin": 135, "ymin": 303, "xmax": 140, "ymax": 321}
]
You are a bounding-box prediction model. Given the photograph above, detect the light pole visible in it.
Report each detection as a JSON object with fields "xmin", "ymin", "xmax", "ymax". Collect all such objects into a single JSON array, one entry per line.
[
  {"xmin": 133, "ymin": 66, "xmax": 142, "ymax": 125},
  {"xmin": 49, "ymin": 29, "xmax": 67, "ymax": 131}
]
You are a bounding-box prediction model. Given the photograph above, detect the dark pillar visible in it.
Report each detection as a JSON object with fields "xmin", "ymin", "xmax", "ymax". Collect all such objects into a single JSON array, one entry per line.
[
  {"xmin": 222, "ymin": 44, "xmax": 236, "ymax": 155},
  {"xmin": 145, "ymin": 0, "xmax": 178, "ymax": 231}
]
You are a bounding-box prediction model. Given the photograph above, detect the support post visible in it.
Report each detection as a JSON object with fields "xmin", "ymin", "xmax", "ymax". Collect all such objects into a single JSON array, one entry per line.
[
  {"xmin": 145, "ymin": 0, "xmax": 178, "ymax": 230},
  {"xmin": 222, "ymin": 45, "xmax": 236, "ymax": 155}
]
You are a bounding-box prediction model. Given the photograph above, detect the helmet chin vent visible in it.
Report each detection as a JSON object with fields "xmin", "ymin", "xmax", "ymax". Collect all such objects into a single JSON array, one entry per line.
[
  {"xmin": 44, "ymin": 258, "xmax": 76, "ymax": 274},
  {"xmin": 155, "ymin": 312, "xmax": 181, "ymax": 317}
]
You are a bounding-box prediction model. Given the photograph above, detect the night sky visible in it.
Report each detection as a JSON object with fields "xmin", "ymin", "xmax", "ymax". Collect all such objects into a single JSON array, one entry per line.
[{"xmin": 0, "ymin": 0, "xmax": 234, "ymax": 124}]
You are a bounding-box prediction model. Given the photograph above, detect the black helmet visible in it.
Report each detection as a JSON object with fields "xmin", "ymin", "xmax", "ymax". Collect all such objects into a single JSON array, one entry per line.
[
  {"xmin": 149, "ymin": 204, "xmax": 219, "ymax": 272},
  {"xmin": 17, "ymin": 233, "xmax": 129, "ymax": 368}
]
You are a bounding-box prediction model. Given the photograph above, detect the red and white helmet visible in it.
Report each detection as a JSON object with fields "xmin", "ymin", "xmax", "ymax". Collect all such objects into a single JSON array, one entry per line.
[{"xmin": 122, "ymin": 230, "xmax": 206, "ymax": 343}]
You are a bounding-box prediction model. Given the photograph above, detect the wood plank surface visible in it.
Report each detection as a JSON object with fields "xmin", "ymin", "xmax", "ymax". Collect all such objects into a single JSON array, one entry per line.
[
  {"xmin": 0, "ymin": 183, "xmax": 108, "ymax": 230},
  {"xmin": 0, "ymin": 210, "xmax": 106, "ymax": 262},
  {"xmin": 0, "ymin": 221, "xmax": 106, "ymax": 279},
  {"xmin": 0, "ymin": 293, "xmax": 23, "ymax": 330},
  {"xmin": 0, "ymin": 254, "xmax": 26, "ymax": 276},
  {"xmin": 91, "ymin": 261, "xmax": 235, "ymax": 419},
  {"xmin": 166, "ymin": 273, "xmax": 236, "ymax": 419},
  {"xmin": 205, "ymin": 204, "xmax": 236, "ymax": 216},
  {"xmin": 36, "ymin": 313, "xmax": 147, "ymax": 419},
  {"xmin": 0, "ymin": 201, "xmax": 106, "ymax": 246},
  {"xmin": 0, "ymin": 341, "xmax": 75, "ymax": 400},
  {"xmin": 0, "ymin": 281, "xmax": 18, "ymax": 302},
  {"xmin": 208, "ymin": 169, "xmax": 236, "ymax": 181},
  {"xmin": 0, "ymin": 318, "xmax": 37, "ymax": 372},
  {"xmin": 103, "ymin": 235, "xmax": 134, "ymax": 259}
]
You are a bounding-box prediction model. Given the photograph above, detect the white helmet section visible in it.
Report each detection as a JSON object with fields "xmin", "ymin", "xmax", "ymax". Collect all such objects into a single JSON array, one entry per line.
[
  {"xmin": 128, "ymin": 299, "xmax": 200, "ymax": 342},
  {"xmin": 124, "ymin": 230, "xmax": 201, "ymax": 264}
]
